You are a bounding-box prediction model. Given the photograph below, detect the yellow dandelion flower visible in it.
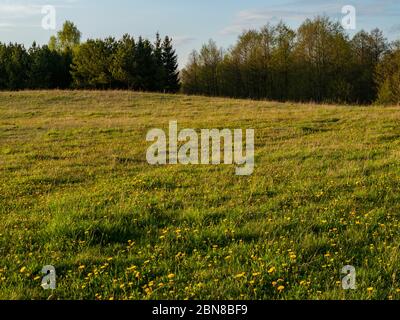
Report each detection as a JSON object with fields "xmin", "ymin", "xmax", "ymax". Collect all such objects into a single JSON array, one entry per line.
[
  {"xmin": 277, "ymin": 285, "xmax": 285, "ymax": 292},
  {"xmin": 268, "ymin": 267, "xmax": 276, "ymax": 274},
  {"xmin": 167, "ymin": 273, "xmax": 175, "ymax": 280},
  {"xmin": 234, "ymin": 272, "xmax": 246, "ymax": 279},
  {"xmin": 367, "ymin": 287, "xmax": 374, "ymax": 293},
  {"xmin": 127, "ymin": 265, "xmax": 137, "ymax": 272},
  {"xmin": 20, "ymin": 267, "xmax": 27, "ymax": 273}
]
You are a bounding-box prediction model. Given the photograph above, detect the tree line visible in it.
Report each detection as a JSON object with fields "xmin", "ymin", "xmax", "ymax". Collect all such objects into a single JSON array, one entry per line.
[
  {"xmin": 181, "ymin": 17, "xmax": 400, "ymax": 105},
  {"xmin": 0, "ymin": 21, "xmax": 180, "ymax": 92}
]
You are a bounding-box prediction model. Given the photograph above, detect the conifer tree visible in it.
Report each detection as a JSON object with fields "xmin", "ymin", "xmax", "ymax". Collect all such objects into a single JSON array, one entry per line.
[
  {"xmin": 111, "ymin": 34, "xmax": 137, "ymax": 89},
  {"xmin": 71, "ymin": 38, "xmax": 117, "ymax": 88},
  {"xmin": 162, "ymin": 36, "xmax": 180, "ymax": 93},
  {"xmin": 48, "ymin": 21, "xmax": 82, "ymax": 88},
  {"xmin": 134, "ymin": 36, "xmax": 157, "ymax": 91},
  {"xmin": 3, "ymin": 43, "xmax": 30, "ymax": 90},
  {"xmin": 0, "ymin": 43, "xmax": 8, "ymax": 89},
  {"xmin": 153, "ymin": 32, "xmax": 166, "ymax": 91},
  {"xmin": 28, "ymin": 43, "xmax": 65, "ymax": 89}
]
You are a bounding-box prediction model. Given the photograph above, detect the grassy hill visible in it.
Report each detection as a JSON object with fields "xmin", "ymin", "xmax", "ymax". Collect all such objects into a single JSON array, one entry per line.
[{"xmin": 1, "ymin": 91, "xmax": 400, "ymax": 300}]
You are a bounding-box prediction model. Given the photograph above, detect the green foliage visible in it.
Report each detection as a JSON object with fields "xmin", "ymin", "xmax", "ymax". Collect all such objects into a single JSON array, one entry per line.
[
  {"xmin": 294, "ymin": 17, "xmax": 353, "ymax": 102},
  {"xmin": 0, "ymin": 21, "xmax": 180, "ymax": 93},
  {"xmin": 0, "ymin": 22, "xmax": 80, "ymax": 90},
  {"xmin": 49, "ymin": 21, "xmax": 81, "ymax": 53},
  {"xmin": 71, "ymin": 34, "xmax": 180, "ymax": 92},
  {"xmin": 153, "ymin": 33, "xmax": 166, "ymax": 91},
  {"xmin": 133, "ymin": 37, "xmax": 157, "ymax": 91},
  {"xmin": 162, "ymin": 36, "xmax": 180, "ymax": 93},
  {"xmin": 0, "ymin": 43, "xmax": 8, "ymax": 88},
  {"xmin": 182, "ymin": 40, "xmax": 222, "ymax": 96},
  {"xmin": 28, "ymin": 43, "xmax": 68, "ymax": 89},
  {"xmin": 182, "ymin": 17, "xmax": 395, "ymax": 105},
  {"xmin": 350, "ymin": 29, "xmax": 388, "ymax": 103},
  {"xmin": 71, "ymin": 38, "xmax": 118, "ymax": 88},
  {"xmin": 111, "ymin": 34, "xmax": 137, "ymax": 89},
  {"xmin": 0, "ymin": 43, "xmax": 30, "ymax": 90},
  {"xmin": 376, "ymin": 45, "xmax": 400, "ymax": 105},
  {"xmin": 0, "ymin": 41, "xmax": 72, "ymax": 90}
]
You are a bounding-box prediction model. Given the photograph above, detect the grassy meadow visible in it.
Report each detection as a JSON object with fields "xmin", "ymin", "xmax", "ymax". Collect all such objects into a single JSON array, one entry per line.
[{"xmin": 1, "ymin": 90, "xmax": 400, "ymax": 300}]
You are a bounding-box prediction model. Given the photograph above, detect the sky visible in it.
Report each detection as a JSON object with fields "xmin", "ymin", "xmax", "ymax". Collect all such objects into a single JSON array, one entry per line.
[{"xmin": 1, "ymin": 0, "xmax": 400, "ymax": 68}]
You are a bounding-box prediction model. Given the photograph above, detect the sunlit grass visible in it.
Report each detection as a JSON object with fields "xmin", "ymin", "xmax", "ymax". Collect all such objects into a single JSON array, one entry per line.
[{"xmin": 1, "ymin": 90, "xmax": 400, "ymax": 300}]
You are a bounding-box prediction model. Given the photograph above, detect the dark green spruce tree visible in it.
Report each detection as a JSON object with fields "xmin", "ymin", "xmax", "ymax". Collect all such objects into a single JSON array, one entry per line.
[
  {"xmin": 2, "ymin": 43, "xmax": 30, "ymax": 90},
  {"xmin": 153, "ymin": 32, "xmax": 166, "ymax": 91},
  {"xmin": 0, "ymin": 43, "xmax": 8, "ymax": 89},
  {"xmin": 111, "ymin": 34, "xmax": 137, "ymax": 89},
  {"xmin": 162, "ymin": 36, "xmax": 180, "ymax": 93},
  {"xmin": 28, "ymin": 42, "xmax": 66, "ymax": 89},
  {"xmin": 135, "ymin": 36, "xmax": 157, "ymax": 91}
]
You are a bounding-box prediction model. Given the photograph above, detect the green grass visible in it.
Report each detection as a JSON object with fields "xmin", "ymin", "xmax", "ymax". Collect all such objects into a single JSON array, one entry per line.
[{"xmin": 1, "ymin": 90, "xmax": 400, "ymax": 300}]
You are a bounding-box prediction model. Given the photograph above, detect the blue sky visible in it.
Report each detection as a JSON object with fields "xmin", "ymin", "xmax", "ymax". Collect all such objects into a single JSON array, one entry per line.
[{"xmin": 1, "ymin": 0, "xmax": 400, "ymax": 67}]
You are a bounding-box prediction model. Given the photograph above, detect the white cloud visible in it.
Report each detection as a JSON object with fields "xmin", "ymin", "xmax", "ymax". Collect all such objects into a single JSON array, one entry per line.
[
  {"xmin": 172, "ymin": 36, "xmax": 196, "ymax": 47},
  {"xmin": 220, "ymin": 8, "xmax": 313, "ymax": 36},
  {"xmin": 0, "ymin": 0, "xmax": 80, "ymax": 30},
  {"xmin": 389, "ymin": 24, "xmax": 400, "ymax": 34},
  {"xmin": 0, "ymin": 22, "xmax": 14, "ymax": 28},
  {"xmin": 223, "ymin": 0, "xmax": 400, "ymax": 35},
  {"xmin": 0, "ymin": 4, "xmax": 41, "ymax": 18}
]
